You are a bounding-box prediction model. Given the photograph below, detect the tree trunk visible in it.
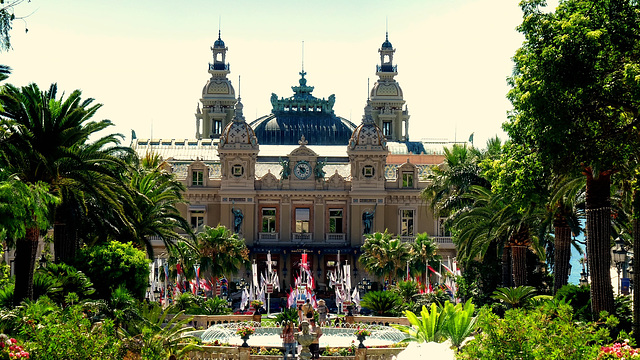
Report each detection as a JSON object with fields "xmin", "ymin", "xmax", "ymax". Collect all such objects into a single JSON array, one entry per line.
[
  {"xmin": 512, "ymin": 245, "xmax": 528, "ymax": 287},
  {"xmin": 13, "ymin": 227, "xmax": 39, "ymax": 305},
  {"xmin": 553, "ymin": 214, "xmax": 572, "ymax": 294},
  {"xmin": 585, "ymin": 170, "xmax": 614, "ymax": 316},
  {"xmin": 632, "ymin": 189, "xmax": 640, "ymax": 344},
  {"xmin": 501, "ymin": 245, "xmax": 512, "ymax": 287}
]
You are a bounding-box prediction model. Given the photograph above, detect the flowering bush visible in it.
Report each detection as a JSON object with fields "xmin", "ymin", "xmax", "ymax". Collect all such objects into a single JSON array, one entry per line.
[
  {"xmin": 250, "ymin": 300, "xmax": 263, "ymax": 308},
  {"xmin": 354, "ymin": 328, "xmax": 372, "ymax": 337},
  {"xmin": 236, "ymin": 326, "xmax": 256, "ymax": 337},
  {"xmin": 598, "ymin": 340, "xmax": 640, "ymax": 359},
  {"xmin": 0, "ymin": 334, "xmax": 29, "ymax": 359}
]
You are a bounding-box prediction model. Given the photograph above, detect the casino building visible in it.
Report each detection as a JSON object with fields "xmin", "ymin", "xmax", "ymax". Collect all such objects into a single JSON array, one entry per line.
[{"xmin": 132, "ymin": 32, "xmax": 457, "ymax": 290}]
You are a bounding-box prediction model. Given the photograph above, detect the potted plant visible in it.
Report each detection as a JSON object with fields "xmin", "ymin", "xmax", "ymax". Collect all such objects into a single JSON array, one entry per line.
[
  {"xmin": 251, "ymin": 300, "xmax": 264, "ymax": 323},
  {"xmin": 236, "ymin": 326, "xmax": 256, "ymax": 347},
  {"xmin": 354, "ymin": 328, "xmax": 372, "ymax": 349}
]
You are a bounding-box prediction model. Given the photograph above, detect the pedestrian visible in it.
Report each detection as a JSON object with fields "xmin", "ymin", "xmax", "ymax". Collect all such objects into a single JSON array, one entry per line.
[
  {"xmin": 301, "ymin": 299, "xmax": 314, "ymax": 320},
  {"xmin": 309, "ymin": 318, "xmax": 322, "ymax": 359},
  {"xmin": 281, "ymin": 321, "xmax": 296, "ymax": 359},
  {"xmin": 317, "ymin": 299, "xmax": 328, "ymax": 325}
]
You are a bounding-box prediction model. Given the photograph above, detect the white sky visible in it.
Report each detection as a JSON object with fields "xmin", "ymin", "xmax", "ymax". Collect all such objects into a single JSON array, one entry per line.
[{"xmin": 1, "ymin": 0, "xmax": 559, "ymax": 149}]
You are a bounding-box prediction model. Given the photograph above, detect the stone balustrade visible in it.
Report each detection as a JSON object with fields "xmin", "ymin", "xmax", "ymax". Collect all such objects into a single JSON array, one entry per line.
[{"xmin": 185, "ymin": 346, "xmax": 405, "ymax": 360}]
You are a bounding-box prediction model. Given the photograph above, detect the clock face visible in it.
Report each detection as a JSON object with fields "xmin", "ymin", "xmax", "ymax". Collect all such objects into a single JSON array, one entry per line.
[{"xmin": 294, "ymin": 161, "xmax": 312, "ymax": 180}]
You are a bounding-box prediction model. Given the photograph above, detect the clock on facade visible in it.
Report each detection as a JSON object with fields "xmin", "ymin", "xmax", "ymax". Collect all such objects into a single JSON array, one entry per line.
[{"xmin": 294, "ymin": 160, "xmax": 312, "ymax": 180}]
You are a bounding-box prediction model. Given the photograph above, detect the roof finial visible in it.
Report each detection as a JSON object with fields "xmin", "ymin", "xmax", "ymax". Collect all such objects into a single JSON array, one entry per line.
[
  {"xmin": 386, "ymin": 16, "xmax": 389, "ymax": 39},
  {"xmin": 218, "ymin": 16, "xmax": 221, "ymax": 39},
  {"xmin": 301, "ymin": 40, "xmax": 305, "ymax": 72},
  {"xmin": 238, "ymin": 75, "xmax": 241, "ymax": 99},
  {"xmin": 367, "ymin": 78, "xmax": 370, "ymax": 101}
]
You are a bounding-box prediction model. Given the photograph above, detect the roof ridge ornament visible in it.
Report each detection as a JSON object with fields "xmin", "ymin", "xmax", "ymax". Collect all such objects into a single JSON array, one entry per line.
[{"xmin": 298, "ymin": 135, "xmax": 308, "ymax": 146}]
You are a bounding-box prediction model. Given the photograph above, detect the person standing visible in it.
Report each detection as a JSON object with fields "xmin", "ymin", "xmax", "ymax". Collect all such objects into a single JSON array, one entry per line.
[
  {"xmin": 317, "ymin": 299, "xmax": 329, "ymax": 325},
  {"xmin": 281, "ymin": 321, "xmax": 296, "ymax": 359},
  {"xmin": 301, "ymin": 299, "xmax": 314, "ymax": 320},
  {"xmin": 309, "ymin": 318, "xmax": 322, "ymax": 359}
]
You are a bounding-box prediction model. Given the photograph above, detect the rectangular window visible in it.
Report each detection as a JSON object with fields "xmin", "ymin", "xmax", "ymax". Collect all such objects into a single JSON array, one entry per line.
[
  {"xmin": 295, "ymin": 208, "xmax": 310, "ymax": 233},
  {"xmin": 401, "ymin": 209, "xmax": 414, "ymax": 237},
  {"xmin": 329, "ymin": 209, "xmax": 343, "ymax": 233},
  {"xmin": 261, "ymin": 208, "xmax": 276, "ymax": 233},
  {"xmin": 190, "ymin": 211, "xmax": 204, "ymax": 229},
  {"xmin": 402, "ymin": 173, "xmax": 413, "ymax": 188},
  {"xmin": 438, "ymin": 217, "xmax": 451, "ymax": 237},
  {"xmin": 383, "ymin": 121, "xmax": 392, "ymax": 136},
  {"xmin": 192, "ymin": 170, "xmax": 204, "ymax": 186},
  {"xmin": 213, "ymin": 120, "xmax": 223, "ymax": 134}
]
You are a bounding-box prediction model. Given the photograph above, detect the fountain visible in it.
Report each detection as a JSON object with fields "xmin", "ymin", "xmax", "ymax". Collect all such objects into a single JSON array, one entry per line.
[
  {"xmin": 294, "ymin": 321, "xmax": 316, "ymax": 360},
  {"xmin": 189, "ymin": 321, "xmax": 407, "ymax": 347}
]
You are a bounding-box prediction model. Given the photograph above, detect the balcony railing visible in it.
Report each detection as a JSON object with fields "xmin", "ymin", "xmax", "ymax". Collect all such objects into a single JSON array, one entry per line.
[
  {"xmin": 258, "ymin": 232, "xmax": 279, "ymax": 243},
  {"xmin": 292, "ymin": 232, "xmax": 312, "ymax": 242},
  {"xmin": 326, "ymin": 233, "xmax": 346, "ymax": 244},
  {"xmin": 433, "ymin": 236, "xmax": 453, "ymax": 244}
]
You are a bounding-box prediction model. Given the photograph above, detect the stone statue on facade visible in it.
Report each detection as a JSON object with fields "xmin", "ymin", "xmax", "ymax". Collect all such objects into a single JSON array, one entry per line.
[
  {"xmin": 279, "ymin": 157, "xmax": 290, "ymax": 180},
  {"xmin": 362, "ymin": 203, "xmax": 377, "ymax": 234},
  {"xmin": 314, "ymin": 157, "xmax": 327, "ymax": 180},
  {"xmin": 231, "ymin": 207, "xmax": 243, "ymax": 234}
]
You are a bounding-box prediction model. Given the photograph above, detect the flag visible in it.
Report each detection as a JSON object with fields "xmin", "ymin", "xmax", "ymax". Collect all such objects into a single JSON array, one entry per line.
[
  {"xmin": 267, "ymin": 252, "xmax": 273, "ymax": 273},
  {"xmin": 428, "ymin": 265, "xmax": 442, "ymax": 278},
  {"xmin": 351, "ymin": 287, "xmax": 361, "ymax": 310},
  {"xmin": 441, "ymin": 263, "xmax": 455, "ymax": 276},
  {"xmin": 287, "ymin": 287, "xmax": 296, "ymax": 308},
  {"xmin": 328, "ymin": 271, "xmax": 336, "ymax": 287},
  {"xmin": 241, "ymin": 288, "xmax": 249, "ymax": 310},
  {"xmin": 164, "ymin": 263, "xmax": 169, "ymax": 283},
  {"xmin": 252, "ymin": 262, "xmax": 258, "ymax": 289},
  {"xmin": 272, "ymin": 271, "xmax": 280, "ymax": 291}
]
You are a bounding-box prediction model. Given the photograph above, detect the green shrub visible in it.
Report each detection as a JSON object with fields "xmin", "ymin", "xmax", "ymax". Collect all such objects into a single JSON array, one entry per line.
[
  {"xmin": 491, "ymin": 286, "xmax": 537, "ymax": 309},
  {"xmin": 275, "ymin": 306, "xmax": 299, "ymax": 325},
  {"xmin": 457, "ymin": 302, "xmax": 610, "ymax": 360},
  {"xmin": 555, "ymin": 284, "xmax": 591, "ymax": 321},
  {"xmin": 360, "ymin": 291, "xmax": 402, "ymax": 316},
  {"xmin": 18, "ymin": 296, "xmax": 123, "ymax": 359},
  {"xmin": 73, "ymin": 241, "xmax": 150, "ymax": 300}
]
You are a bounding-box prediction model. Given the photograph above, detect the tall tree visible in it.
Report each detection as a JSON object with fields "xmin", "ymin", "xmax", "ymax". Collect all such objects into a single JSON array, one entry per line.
[
  {"xmin": 0, "ymin": 83, "xmax": 126, "ymax": 303},
  {"xmin": 196, "ymin": 225, "xmax": 249, "ymax": 280},
  {"xmin": 359, "ymin": 230, "xmax": 411, "ymax": 282},
  {"xmin": 505, "ymin": 0, "xmax": 640, "ymax": 314},
  {"xmin": 119, "ymin": 152, "xmax": 193, "ymax": 258}
]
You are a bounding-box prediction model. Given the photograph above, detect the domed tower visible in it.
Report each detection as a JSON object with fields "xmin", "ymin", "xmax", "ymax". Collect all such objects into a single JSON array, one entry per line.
[
  {"xmin": 217, "ymin": 93, "xmax": 259, "ymax": 191},
  {"xmin": 195, "ymin": 31, "xmax": 237, "ymax": 140},
  {"xmin": 369, "ymin": 32, "xmax": 410, "ymax": 142},
  {"xmin": 347, "ymin": 101, "xmax": 388, "ymax": 192}
]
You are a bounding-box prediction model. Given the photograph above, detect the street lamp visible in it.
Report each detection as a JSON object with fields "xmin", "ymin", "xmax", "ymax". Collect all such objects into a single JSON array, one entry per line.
[
  {"xmin": 612, "ymin": 237, "xmax": 628, "ymax": 294},
  {"xmin": 629, "ymin": 257, "xmax": 635, "ymax": 291}
]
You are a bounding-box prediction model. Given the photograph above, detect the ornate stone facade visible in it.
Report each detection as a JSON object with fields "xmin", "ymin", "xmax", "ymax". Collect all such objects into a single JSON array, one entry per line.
[{"xmin": 132, "ymin": 32, "xmax": 457, "ymax": 289}]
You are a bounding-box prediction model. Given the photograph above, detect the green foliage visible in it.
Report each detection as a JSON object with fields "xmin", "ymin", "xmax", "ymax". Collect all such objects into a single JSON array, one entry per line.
[
  {"xmin": 196, "ymin": 225, "xmax": 249, "ymax": 279},
  {"xmin": 554, "ymin": 284, "xmax": 592, "ymax": 321},
  {"xmin": 393, "ymin": 280, "xmax": 419, "ymax": 304},
  {"xmin": 491, "ymin": 286, "xmax": 537, "ymax": 308},
  {"xmin": 34, "ymin": 262, "xmax": 95, "ymax": 305},
  {"xmin": 136, "ymin": 307, "xmax": 201, "ymax": 359},
  {"xmin": 275, "ymin": 306, "xmax": 299, "ymax": 325},
  {"xmin": 167, "ymin": 293, "xmax": 231, "ymax": 315},
  {"xmin": 73, "ymin": 241, "xmax": 150, "ymax": 300},
  {"xmin": 394, "ymin": 303, "xmax": 448, "ymax": 343},
  {"xmin": 393, "ymin": 299, "xmax": 477, "ymax": 348},
  {"xmin": 360, "ymin": 291, "xmax": 402, "ymax": 317},
  {"xmin": 0, "ymin": 263, "xmax": 11, "ymax": 290},
  {"xmin": 455, "ymin": 257, "xmax": 502, "ymax": 307},
  {"xmin": 10, "ymin": 297, "xmax": 123, "ymax": 359},
  {"xmin": 457, "ymin": 303, "xmax": 610, "ymax": 360},
  {"xmin": 410, "ymin": 289, "xmax": 452, "ymax": 314},
  {"xmin": 359, "ymin": 231, "xmax": 410, "ymax": 281}
]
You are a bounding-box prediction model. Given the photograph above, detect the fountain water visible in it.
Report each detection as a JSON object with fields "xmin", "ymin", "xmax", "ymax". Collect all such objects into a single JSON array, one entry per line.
[{"xmin": 189, "ymin": 321, "xmax": 407, "ymax": 348}]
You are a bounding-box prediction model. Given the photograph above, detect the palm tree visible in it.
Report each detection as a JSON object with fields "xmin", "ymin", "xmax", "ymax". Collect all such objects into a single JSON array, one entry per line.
[
  {"xmin": 0, "ymin": 83, "xmax": 128, "ymax": 303},
  {"xmin": 408, "ymin": 233, "xmax": 441, "ymax": 284},
  {"xmin": 120, "ymin": 152, "xmax": 193, "ymax": 258},
  {"xmin": 359, "ymin": 230, "xmax": 411, "ymax": 281},
  {"xmin": 196, "ymin": 225, "xmax": 249, "ymax": 280}
]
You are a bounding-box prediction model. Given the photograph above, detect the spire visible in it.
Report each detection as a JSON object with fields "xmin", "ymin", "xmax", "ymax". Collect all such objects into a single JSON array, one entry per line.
[{"xmin": 234, "ymin": 75, "xmax": 244, "ymax": 122}]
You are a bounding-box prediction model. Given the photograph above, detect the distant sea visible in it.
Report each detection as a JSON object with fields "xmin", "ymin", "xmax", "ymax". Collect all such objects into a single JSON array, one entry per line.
[{"xmin": 567, "ymin": 231, "xmax": 586, "ymax": 285}]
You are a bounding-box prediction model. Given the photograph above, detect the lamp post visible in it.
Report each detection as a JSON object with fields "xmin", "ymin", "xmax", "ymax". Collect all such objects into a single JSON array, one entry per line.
[
  {"xmin": 629, "ymin": 257, "xmax": 635, "ymax": 293},
  {"xmin": 612, "ymin": 237, "xmax": 628, "ymax": 295}
]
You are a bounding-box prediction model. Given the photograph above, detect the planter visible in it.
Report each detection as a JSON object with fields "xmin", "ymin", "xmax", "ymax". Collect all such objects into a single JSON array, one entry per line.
[
  {"xmin": 241, "ymin": 334, "xmax": 250, "ymax": 347},
  {"xmin": 252, "ymin": 313, "xmax": 262, "ymax": 324},
  {"xmin": 357, "ymin": 334, "xmax": 367, "ymax": 349}
]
